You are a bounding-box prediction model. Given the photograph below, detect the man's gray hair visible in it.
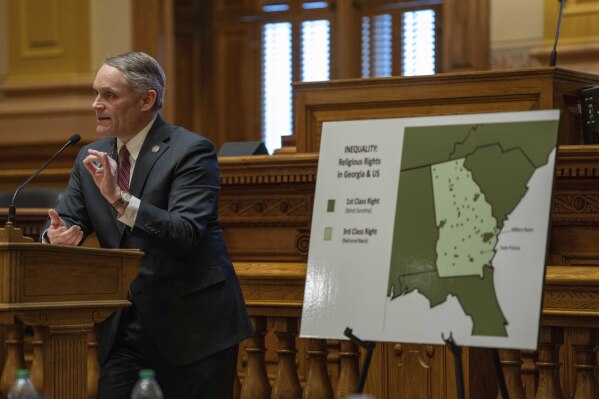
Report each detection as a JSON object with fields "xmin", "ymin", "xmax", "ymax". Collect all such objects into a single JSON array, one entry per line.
[{"xmin": 104, "ymin": 51, "xmax": 165, "ymax": 112}]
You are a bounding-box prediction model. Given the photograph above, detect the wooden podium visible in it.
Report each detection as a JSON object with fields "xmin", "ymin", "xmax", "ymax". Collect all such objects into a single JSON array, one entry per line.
[{"xmin": 0, "ymin": 223, "xmax": 142, "ymax": 399}]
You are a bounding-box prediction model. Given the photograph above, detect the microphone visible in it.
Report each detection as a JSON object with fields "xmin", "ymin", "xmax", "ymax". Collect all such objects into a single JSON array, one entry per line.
[
  {"xmin": 549, "ymin": 0, "xmax": 566, "ymax": 67},
  {"xmin": 7, "ymin": 134, "xmax": 81, "ymax": 225}
]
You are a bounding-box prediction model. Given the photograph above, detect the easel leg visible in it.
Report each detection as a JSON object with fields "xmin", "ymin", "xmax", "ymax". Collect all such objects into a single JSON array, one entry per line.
[
  {"xmin": 493, "ymin": 348, "xmax": 510, "ymax": 399},
  {"xmin": 443, "ymin": 332, "xmax": 465, "ymax": 399},
  {"xmin": 344, "ymin": 327, "xmax": 376, "ymax": 394}
]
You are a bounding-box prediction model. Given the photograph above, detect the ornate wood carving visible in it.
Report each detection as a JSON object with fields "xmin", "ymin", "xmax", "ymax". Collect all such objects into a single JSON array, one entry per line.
[
  {"xmin": 219, "ymin": 154, "xmax": 318, "ymax": 185},
  {"xmin": 551, "ymin": 194, "xmax": 599, "ymax": 225},
  {"xmin": 220, "ymin": 196, "xmax": 311, "ymax": 226},
  {"xmin": 219, "ymin": 154, "xmax": 317, "ymax": 261}
]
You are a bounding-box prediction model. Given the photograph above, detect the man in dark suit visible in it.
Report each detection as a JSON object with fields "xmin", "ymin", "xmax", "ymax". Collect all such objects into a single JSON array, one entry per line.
[{"xmin": 43, "ymin": 51, "xmax": 253, "ymax": 398}]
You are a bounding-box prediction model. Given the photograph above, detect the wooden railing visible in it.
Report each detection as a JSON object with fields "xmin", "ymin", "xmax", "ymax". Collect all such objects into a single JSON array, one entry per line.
[
  {"xmin": 235, "ymin": 263, "xmax": 599, "ymax": 399},
  {"xmin": 1, "ymin": 262, "xmax": 598, "ymax": 399}
]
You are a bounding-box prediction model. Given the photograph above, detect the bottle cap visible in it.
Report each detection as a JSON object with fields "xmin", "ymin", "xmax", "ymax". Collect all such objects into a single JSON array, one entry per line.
[
  {"xmin": 139, "ymin": 369, "xmax": 156, "ymax": 379},
  {"xmin": 16, "ymin": 369, "xmax": 30, "ymax": 378}
]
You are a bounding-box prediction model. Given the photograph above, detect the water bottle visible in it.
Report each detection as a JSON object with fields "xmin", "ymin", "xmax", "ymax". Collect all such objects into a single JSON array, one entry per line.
[
  {"xmin": 130, "ymin": 369, "xmax": 164, "ymax": 399},
  {"xmin": 7, "ymin": 369, "xmax": 39, "ymax": 399}
]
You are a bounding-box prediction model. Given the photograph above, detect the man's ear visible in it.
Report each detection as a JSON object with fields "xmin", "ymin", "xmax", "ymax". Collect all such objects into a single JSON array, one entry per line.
[{"xmin": 140, "ymin": 90, "xmax": 158, "ymax": 111}]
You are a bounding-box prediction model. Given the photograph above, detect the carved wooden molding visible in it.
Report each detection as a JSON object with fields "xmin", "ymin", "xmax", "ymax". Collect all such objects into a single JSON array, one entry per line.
[
  {"xmin": 295, "ymin": 230, "xmax": 310, "ymax": 256},
  {"xmin": 543, "ymin": 266, "xmax": 599, "ymax": 328},
  {"xmin": 220, "ymin": 196, "xmax": 312, "ymax": 226},
  {"xmin": 219, "ymin": 154, "xmax": 317, "ymax": 233},
  {"xmin": 557, "ymin": 168, "xmax": 599, "ymax": 178},
  {"xmin": 556, "ymin": 145, "xmax": 599, "ymax": 178},
  {"xmin": 234, "ymin": 262, "xmax": 306, "ymax": 317},
  {"xmin": 219, "ymin": 154, "xmax": 318, "ymax": 186},
  {"xmin": 552, "ymin": 194, "xmax": 599, "ymax": 225}
]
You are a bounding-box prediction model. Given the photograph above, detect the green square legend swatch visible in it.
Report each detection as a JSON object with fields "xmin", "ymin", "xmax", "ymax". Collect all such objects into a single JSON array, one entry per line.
[
  {"xmin": 327, "ymin": 199, "xmax": 335, "ymax": 212},
  {"xmin": 324, "ymin": 227, "xmax": 333, "ymax": 241}
]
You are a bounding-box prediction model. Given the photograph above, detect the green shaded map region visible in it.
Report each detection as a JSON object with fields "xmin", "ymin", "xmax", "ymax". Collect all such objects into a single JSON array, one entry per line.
[{"xmin": 387, "ymin": 120, "xmax": 558, "ymax": 337}]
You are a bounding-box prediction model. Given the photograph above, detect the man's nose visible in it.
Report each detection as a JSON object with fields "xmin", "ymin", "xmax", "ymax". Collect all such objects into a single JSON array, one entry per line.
[{"xmin": 92, "ymin": 95, "xmax": 103, "ymax": 109}]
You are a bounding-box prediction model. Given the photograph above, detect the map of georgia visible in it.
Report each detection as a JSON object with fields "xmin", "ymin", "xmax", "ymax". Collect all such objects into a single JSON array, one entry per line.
[{"xmin": 387, "ymin": 121, "xmax": 558, "ymax": 337}]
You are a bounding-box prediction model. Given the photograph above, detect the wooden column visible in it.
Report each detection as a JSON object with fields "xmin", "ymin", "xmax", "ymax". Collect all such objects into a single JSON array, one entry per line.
[
  {"xmin": 86, "ymin": 329, "xmax": 99, "ymax": 399},
  {"xmin": 13, "ymin": 309, "xmax": 114, "ymax": 399},
  {"xmin": 132, "ymin": 0, "xmax": 175, "ymax": 121},
  {"xmin": 442, "ymin": 0, "xmax": 490, "ymax": 72},
  {"xmin": 302, "ymin": 339, "xmax": 333, "ymax": 399},
  {"xmin": 571, "ymin": 328, "xmax": 599, "ymax": 399},
  {"xmin": 233, "ymin": 374, "xmax": 241, "ymax": 399},
  {"xmin": 241, "ymin": 316, "xmax": 271, "ymax": 399},
  {"xmin": 30, "ymin": 327, "xmax": 44, "ymax": 393},
  {"xmin": 271, "ymin": 316, "xmax": 302, "ymax": 399},
  {"xmin": 520, "ymin": 350, "xmax": 538, "ymax": 399},
  {"xmin": 333, "ymin": 0, "xmax": 360, "ymax": 79},
  {"xmin": 41, "ymin": 326, "xmax": 88, "ymax": 399},
  {"xmin": 335, "ymin": 340, "xmax": 359, "ymax": 398},
  {"xmin": 535, "ymin": 326, "xmax": 564, "ymax": 399},
  {"xmin": 497, "ymin": 349, "xmax": 526, "ymax": 399},
  {"xmin": 0, "ymin": 319, "xmax": 25, "ymax": 396}
]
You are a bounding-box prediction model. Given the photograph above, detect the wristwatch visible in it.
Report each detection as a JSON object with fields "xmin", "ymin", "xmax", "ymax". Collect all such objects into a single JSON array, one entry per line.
[{"xmin": 111, "ymin": 190, "xmax": 132, "ymax": 210}]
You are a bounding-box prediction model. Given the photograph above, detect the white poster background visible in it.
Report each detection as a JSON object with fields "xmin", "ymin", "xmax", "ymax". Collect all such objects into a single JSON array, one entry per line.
[{"xmin": 300, "ymin": 110, "xmax": 560, "ymax": 350}]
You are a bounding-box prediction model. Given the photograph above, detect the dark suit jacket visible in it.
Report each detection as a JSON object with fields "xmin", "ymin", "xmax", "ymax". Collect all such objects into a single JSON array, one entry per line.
[{"xmin": 43, "ymin": 115, "xmax": 253, "ymax": 366}]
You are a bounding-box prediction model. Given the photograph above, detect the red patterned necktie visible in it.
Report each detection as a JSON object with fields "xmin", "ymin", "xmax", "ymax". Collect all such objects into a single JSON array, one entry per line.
[{"xmin": 118, "ymin": 145, "xmax": 131, "ymax": 191}]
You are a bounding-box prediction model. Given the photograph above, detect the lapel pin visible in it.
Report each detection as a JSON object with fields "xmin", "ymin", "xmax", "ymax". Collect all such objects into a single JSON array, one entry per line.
[{"xmin": 152, "ymin": 145, "xmax": 160, "ymax": 153}]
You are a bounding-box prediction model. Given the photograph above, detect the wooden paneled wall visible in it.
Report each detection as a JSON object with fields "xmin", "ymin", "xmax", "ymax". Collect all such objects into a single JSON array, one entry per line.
[
  {"xmin": 0, "ymin": 0, "xmax": 490, "ymax": 150},
  {"xmin": 166, "ymin": 0, "xmax": 491, "ymax": 150},
  {"xmin": 0, "ymin": 0, "xmax": 95, "ymax": 145},
  {"xmin": 6, "ymin": 0, "xmax": 90, "ymax": 81}
]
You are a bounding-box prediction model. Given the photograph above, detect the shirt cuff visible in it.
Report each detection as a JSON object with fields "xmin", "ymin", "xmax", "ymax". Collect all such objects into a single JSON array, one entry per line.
[
  {"xmin": 41, "ymin": 228, "xmax": 50, "ymax": 243},
  {"xmin": 117, "ymin": 195, "xmax": 140, "ymax": 228}
]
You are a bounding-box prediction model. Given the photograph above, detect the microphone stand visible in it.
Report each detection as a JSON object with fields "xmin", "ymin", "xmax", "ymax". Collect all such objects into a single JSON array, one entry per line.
[
  {"xmin": 549, "ymin": 0, "xmax": 565, "ymax": 67},
  {"xmin": 3, "ymin": 134, "xmax": 80, "ymax": 243},
  {"xmin": 7, "ymin": 148, "xmax": 66, "ymax": 224}
]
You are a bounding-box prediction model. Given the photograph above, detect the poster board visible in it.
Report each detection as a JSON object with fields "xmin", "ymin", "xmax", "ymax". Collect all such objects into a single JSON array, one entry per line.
[{"xmin": 300, "ymin": 110, "xmax": 560, "ymax": 350}]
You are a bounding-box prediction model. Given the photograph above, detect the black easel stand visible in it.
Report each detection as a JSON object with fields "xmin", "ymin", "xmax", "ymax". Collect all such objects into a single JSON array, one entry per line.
[
  {"xmin": 442, "ymin": 332, "xmax": 465, "ymax": 399},
  {"xmin": 344, "ymin": 327, "xmax": 376, "ymax": 394},
  {"xmin": 492, "ymin": 348, "xmax": 510, "ymax": 399}
]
